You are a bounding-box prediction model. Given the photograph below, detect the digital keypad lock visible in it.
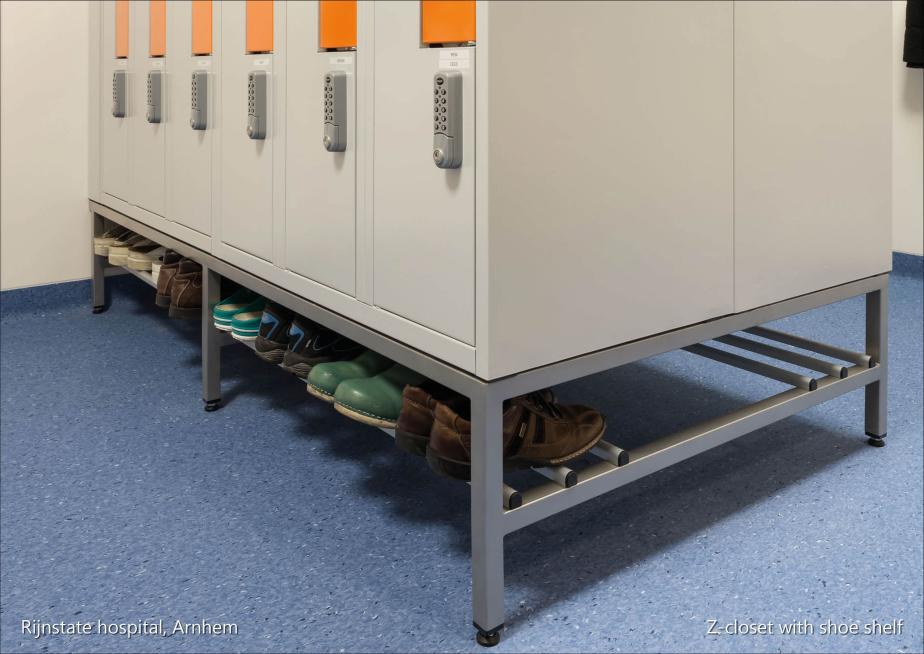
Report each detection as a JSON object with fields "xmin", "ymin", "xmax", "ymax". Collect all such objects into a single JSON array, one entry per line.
[
  {"xmin": 111, "ymin": 70, "xmax": 126, "ymax": 118},
  {"xmin": 146, "ymin": 70, "xmax": 162, "ymax": 124},
  {"xmin": 247, "ymin": 70, "xmax": 267, "ymax": 140},
  {"xmin": 323, "ymin": 71, "xmax": 347, "ymax": 152},
  {"xmin": 433, "ymin": 72, "xmax": 462, "ymax": 169},
  {"xmin": 190, "ymin": 71, "xmax": 208, "ymax": 130}
]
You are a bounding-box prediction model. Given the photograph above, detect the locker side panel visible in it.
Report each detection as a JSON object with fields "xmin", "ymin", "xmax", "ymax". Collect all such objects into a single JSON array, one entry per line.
[
  {"xmin": 734, "ymin": 1, "xmax": 892, "ymax": 311},
  {"xmin": 219, "ymin": 1, "xmax": 274, "ymax": 262},
  {"xmin": 166, "ymin": 0, "xmax": 213, "ymax": 236},
  {"xmin": 482, "ymin": 1, "xmax": 734, "ymax": 378},
  {"xmin": 132, "ymin": 0, "xmax": 166, "ymax": 217},
  {"xmin": 285, "ymin": 1, "xmax": 356, "ymax": 296},
  {"xmin": 372, "ymin": 2, "xmax": 475, "ymax": 345},
  {"xmin": 101, "ymin": 0, "xmax": 131, "ymax": 203}
]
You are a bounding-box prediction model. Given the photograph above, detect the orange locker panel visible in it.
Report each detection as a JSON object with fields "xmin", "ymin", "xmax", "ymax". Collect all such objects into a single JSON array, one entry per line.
[
  {"xmin": 149, "ymin": 0, "xmax": 166, "ymax": 57},
  {"xmin": 115, "ymin": 0, "xmax": 129, "ymax": 58},
  {"xmin": 421, "ymin": 0, "xmax": 475, "ymax": 45},
  {"xmin": 246, "ymin": 0, "xmax": 274, "ymax": 53},
  {"xmin": 319, "ymin": 0, "xmax": 357, "ymax": 50},
  {"xmin": 192, "ymin": 0, "xmax": 213, "ymax": 55}
]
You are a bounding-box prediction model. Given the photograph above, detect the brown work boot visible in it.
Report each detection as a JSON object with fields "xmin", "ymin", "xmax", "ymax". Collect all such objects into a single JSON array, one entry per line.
[
  {"xmin": 426, "ymin": 391, "xmax": 605, "ymax": 481},
  {"xmin": 154, "ymin": 250, "xmax": 183, "ymax": 307},
  {"xmin": 395, "ymin": 384, "xmax": 468, "ymax": 456},
  {"xmin": 168, "ymin": 259, "xmax": 203, "ymax": 319}
]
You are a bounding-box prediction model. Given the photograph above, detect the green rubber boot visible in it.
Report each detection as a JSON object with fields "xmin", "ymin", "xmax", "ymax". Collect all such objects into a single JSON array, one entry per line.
[
  {"xmin": 306, "ymin": 350, "xmax": 393, "ymax": 403},
  {"xmin": 333, "ymin": 364, "xmax": 428, "ymax": 429},
  {"xmin": 212, "ymin": 289, "xmax": 261, "ymax": 331},
  {"xmin": 230, "ymin": 303, "xmax": 266, "ymax": 342}
]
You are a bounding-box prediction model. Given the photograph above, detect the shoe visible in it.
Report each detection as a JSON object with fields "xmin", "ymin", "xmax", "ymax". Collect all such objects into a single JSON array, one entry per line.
[
  {"xmin": 168, "ymin": 260, "xmax": 203, "ymax": 319},
  {"xmin": 254, "ymin": 302, "xmax": 293, "ymax": 363},
  {"xmin": 94, "ymin": 227, "xmax": 130, "ymax": 255},
  {"xmin": 230, "ymin": 299, "xmax": 266, "ymax": 342},
  {"xmin": 426, "ymin": 391, "xmax": 605, "ymax": 481},
  {"xmin": 108, "ymin": 234, "xmax": 150, "ymax": 266},
  {"xmin": 395, "ymin": 383, "xmax": 469, "ymax": 456},
  {"xmin": 306, "ymin": 350, "xmax": 393, "ymax": 403},
  {"xmin": 212, "ymin": 289, "xmax": 261, "ymax": 332},
  {"xmin": 280, "ymin": 317, "xmax": 365, "ymax": 379},
  {"xmin": 126, "ymin": 245, "xmax": 165, "ymax": 271},
  {"xmin": 151, "ymin": 248, "xmax": 175, "ymax": 285},
  {"xmin": 154, "ymin": 250, "xmax": 184, "ymax": 307},
  {"xmin": 333, "ymin": 364, "xmax": 429, "ymax": 429}
]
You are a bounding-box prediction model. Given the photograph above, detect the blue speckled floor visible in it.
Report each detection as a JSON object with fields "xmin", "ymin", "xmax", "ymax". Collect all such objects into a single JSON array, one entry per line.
[{"xmin": 1, "ymin": 259, "xmax": 921, "ymax": 653}]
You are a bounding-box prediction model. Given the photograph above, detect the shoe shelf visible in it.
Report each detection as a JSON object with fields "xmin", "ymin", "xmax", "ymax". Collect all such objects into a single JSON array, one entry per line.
[
  {"xmin": 90, "ymin": 200, "xmax": 888, "ymax": 647},
  {"xmin": 122, "ymin": 266, "xmax": 157, "ymax": 289},
  {"xmin": 501, "ymin": 330, "xmax": 880, "ymax": 534},
  {"xmin": 100, "ymin": 262, "xmax": 157, "ymax": 289}
]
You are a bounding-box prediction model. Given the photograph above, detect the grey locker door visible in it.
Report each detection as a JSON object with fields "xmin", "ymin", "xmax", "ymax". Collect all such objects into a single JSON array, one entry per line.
[
  {"xmin": 734, "ymin": 1, "xmax": 892, "ymax": 311},
  {"xmin": 166, "ymin": 0, "xmax": 212, "ymax": 236},
  {"xmin": 219, "ymin": 2, "xmax": 274, "ymax": 262},
  {"xmin": 371, "ymin": 2, "xmax": 475, "ymax": 345},
  {"xmin": 101, "ymin": 0, "xmax": 131, "ymax": 203},
  {"xmin": 132, "ymin": 0, "xmax": 166, "ymax": 217},
  {"xmin": 285, "ymin": 1, "xmax": 356, "ymax": 296}
]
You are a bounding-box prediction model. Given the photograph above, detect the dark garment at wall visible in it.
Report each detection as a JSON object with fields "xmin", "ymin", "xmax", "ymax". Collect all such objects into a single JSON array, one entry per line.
[{"xmin": 906, "ymin": 0, "xmax": 924, "ymax": 68}]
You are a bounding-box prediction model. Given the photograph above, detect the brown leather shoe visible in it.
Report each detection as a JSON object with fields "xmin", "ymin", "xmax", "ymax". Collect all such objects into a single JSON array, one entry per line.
[
  {"xmin": 426, "ymin": 391, "xmax": 605, "ymax": 481},
  {"xmin": 168, "ymin": 259, "xmax": 203, "ymax": 319},
  {"xmin": 395, "ymin": 384, "xmax": 467, "ymax": 456},
  {"xmin": 154, "ymin": 250, "xmax": 183, "ymax": 307}
]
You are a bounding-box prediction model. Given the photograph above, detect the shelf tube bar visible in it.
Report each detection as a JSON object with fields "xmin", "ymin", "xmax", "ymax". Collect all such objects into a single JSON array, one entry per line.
[
  {"xmin": 683, "ymin": 343, "xmax": 817, "ymax": 391},
  {"xmin": 376, "ymin": 427, "xmax": 522, "ymax": 508},
  {"xmin": 591, "ymin": 440, "xmax": 630, "ymax": 466},
  {"xmin": 745, "ymin": 326, "xmax": 872, "ymax": 367},
  {"xmin": 534, "ymin": 466, "xmax": 578, "ymax": 488},
  {"xmin": 716, "ymin": 334, "xmax": 848, "ymax": 379}
]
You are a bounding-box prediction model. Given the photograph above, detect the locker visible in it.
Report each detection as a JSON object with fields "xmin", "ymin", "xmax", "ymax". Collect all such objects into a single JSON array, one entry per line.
[
  {"xmin": 477, "ymin": 0, "xmax": 735, "ymax": 377},
  {"xmin": 132, "ymin": 0, "xmax": 166, "ymax": 217},
  {"xmin": 101, "ymin": 0, "xmax": 131, "ymax": 203},
  {"xmin": 285, "ymin": 1, "xmax": 356, "ymax": 296},
  {"xmin": 89, "ymin": 0, "xmax": 892, "ymax": 380},
  {"xmin": 372, "ymin": 1, "xmax": 476, "ymax": 345},
  {"xmin": 166, "ymin": 0, "xmax": 214, "ymax": 237},
  {"xmin": 219, "ymin": 0, "xmax": 275, "ymax": 262},
  {"xmin": 733, "ymin": 0, "xmax": 892, "ymax": 311}
]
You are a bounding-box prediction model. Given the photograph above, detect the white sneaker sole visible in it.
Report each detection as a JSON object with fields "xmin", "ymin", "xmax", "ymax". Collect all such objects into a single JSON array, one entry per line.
[
  {"xmin": 231, "ymin": 332, "xmax": 258, "ymax": 343},
  {"xmin": 126, "ymin": 257, "xmax": 153, "ymax": 271}
]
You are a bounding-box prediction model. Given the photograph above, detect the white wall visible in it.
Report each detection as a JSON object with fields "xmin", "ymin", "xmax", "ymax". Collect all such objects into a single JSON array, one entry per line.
[
  {"xmin": 0, "ymin": 1, "xmax": 89, "ymax": 290},
  {"xmin": 893, "ymin": 1, "xmax": 924, "ymax": 256}
]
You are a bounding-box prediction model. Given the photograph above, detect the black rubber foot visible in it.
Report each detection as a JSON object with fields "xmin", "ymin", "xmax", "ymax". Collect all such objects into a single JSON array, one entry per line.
[
  {"xmin": 92, "ymin": 305, "xmax": 106, "ymax": 314},
  {"xmin": 204, "ymin": 399, "xmax": 222, "ymax": 412},
  {"xmin": 866, "ymin": 434, "xmax": 886, "ymax": 447},
  {"xmin": 476, "ymin": 630, "xmax": 501, "ymax": 647}
]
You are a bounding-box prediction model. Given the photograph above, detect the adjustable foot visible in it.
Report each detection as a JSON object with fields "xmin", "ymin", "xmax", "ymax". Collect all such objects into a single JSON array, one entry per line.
[
  {"xmin": 204, "ymin": 399, "xmax": 222, "ymax": 412},
  {"xmin": 866, "ymin": 432, "xmax": 886, "ymax": 448},
  {"xmin": 475, "ymin": 629, "xmax": 501, "ymax": 647},
  {"xmin": 92, "ymin": 305, "xmax": 106, "ymax": 314}
]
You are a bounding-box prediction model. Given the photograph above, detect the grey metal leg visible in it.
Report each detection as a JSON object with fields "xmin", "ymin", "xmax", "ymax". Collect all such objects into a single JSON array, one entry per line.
[
  {"xmin": 470, "ymin": 388, "xmax": 506, "ymax": 646},
  {"xmin": 202, "ymin": 265, "xmax": 222, "ymax": 411},
  {"xmin": 865, "ymin": 283, "xmax": 888, "ymax": 445},
  {"xmin": 91, "ymin": 212, "xmax": 107, "ymax": 313}
]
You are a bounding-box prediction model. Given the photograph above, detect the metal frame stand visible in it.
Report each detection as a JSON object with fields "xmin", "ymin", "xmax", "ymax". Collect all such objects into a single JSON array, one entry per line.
[
  {"xmin": 202, "ymin": 266, "xmax": 223, "ymax": 412},
  {"xmin": 89, "ymin": 202, "xmax": 889, "ymax": 647}
]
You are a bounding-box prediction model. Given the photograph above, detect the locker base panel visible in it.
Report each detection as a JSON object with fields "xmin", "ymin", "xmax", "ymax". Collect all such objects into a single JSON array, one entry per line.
[{"xmin": 85, "ymin": 201, "xmax": 896, "ymax": 647}]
